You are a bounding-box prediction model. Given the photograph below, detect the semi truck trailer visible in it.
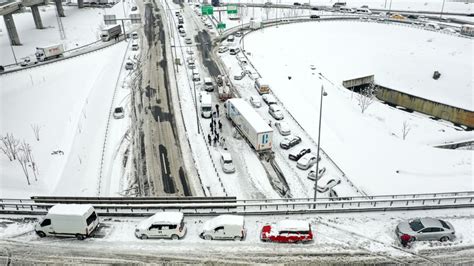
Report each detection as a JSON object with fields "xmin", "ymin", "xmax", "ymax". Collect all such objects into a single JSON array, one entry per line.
[
  {"xmin": 225, "ymin": 98, "xmax": 273, "ymax": 152},
  {"xmin": 100, "ymin": 24, "xmax": 122, "ymax": 41}
]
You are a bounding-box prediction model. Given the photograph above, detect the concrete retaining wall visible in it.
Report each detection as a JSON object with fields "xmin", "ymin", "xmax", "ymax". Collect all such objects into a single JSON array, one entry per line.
[{"xmin": 375, "ymin": 86, "xmax": 474, "ymax": 128}]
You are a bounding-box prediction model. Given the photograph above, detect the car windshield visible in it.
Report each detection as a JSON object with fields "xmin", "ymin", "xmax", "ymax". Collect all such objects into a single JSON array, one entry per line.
[{"xmin": 409, "ymin": 219, "xmax": 425, "ymax": 231}]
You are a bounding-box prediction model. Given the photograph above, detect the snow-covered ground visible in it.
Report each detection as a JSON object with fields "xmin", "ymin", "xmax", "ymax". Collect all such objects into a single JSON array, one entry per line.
[
  {"xmin": 0, "ymin": 1, "xmax": 138, "ymax": 197},
  {"xmin": 216, "ymin": 19, "xmax": 473, "ymax": 195},
  {"xmin": 0, "ymin": 2, "xmax": 134, "ymax": 65},
  {"xmin": 1, "ymin": 208, "xmax": 473, "ymax": 261}
]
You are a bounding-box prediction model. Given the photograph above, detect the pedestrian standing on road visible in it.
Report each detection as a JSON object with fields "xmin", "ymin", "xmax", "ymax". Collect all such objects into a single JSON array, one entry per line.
[
  {"xmin": 216, "ymin": 132, "xmax": 220, "ymax": 143},
  {"xmin": 218, "ymin": 120, "xmax": 222, "ymax": 131},
  {"xmin": 400, "ymin": 234, "xmax": 412, "ymax": 248},
  {"xmin": 268, "ymin": 120, "xmax": 272, "ymax": 127},
  {"xmin": 213, "ymin": 135, "xmax": 217, "ymax": 147},
  {"xmin": 212, "ymin": 111, "xmax": 217, "ymax": 119},
  {"xmin": 215, "ymin": 104, "xmax": 220, "ymax": 116},
  {"xmin": 210, "ymin": 121, "xmax": 214, "ymax": 132},
  {"xmin": 222, "ymin": 137, "xmax": 226, "ymax": 148},
  {"xmin": 207, "ymin": 134, "xmax": 211, "ymax": 146}
]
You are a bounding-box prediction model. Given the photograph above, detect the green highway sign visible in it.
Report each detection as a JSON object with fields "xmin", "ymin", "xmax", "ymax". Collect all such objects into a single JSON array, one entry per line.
[
  {"xmin": 217, "ymin": 22, "xmax": 226, "ymax": 29},
  {"xmin": 227, "ymin": 4, "xmax": 238, "ymax": 14},
  {"xmin": 201, "ymin": 5, "xmax": 214, "ymax": 15}
]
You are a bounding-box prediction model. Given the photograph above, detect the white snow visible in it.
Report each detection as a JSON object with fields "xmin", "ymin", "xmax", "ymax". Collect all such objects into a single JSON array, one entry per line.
[
  {"xmin": 275, "ymin": 219, "xmax": 310, "ymax": 231},
  {"xmin": 203, "ymin": 214, "xmax": 244, "ymax": 230}
]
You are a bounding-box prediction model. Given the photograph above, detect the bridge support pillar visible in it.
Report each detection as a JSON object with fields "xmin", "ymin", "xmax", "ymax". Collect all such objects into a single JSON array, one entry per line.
[
  {"xmin": 55, "ymin": 0, "xmax": 66, "ymax": 17},
  {"xmin": 78, "ymin": 0, "xmax": 84, "ymax": 8},
  {"xmin": 31, "ymin": 5, "xmax": 44, "ymax": 29},
  {"xmin": 3, "ymin": 14, "xmax": 21, "ymax": 45}
]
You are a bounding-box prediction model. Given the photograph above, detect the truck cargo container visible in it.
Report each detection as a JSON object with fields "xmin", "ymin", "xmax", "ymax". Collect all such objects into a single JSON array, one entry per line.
[
  {"xmin": 249, "ymin": 19, "xmax": 262, "ymax": 30},
  {"xmin": 35, "ymin": 44, "xmax": 64, "ymax": 62},
  {"xmin": 201, "ymin": 93, "xmax": 212, "ymax": 118},
  {"xmin": 100, "ymin": 24, "xmax": 122, "ymax": 41},
  {"xmin": 225, "ymin": 98, "xmax": 273, "ymax": 152}
]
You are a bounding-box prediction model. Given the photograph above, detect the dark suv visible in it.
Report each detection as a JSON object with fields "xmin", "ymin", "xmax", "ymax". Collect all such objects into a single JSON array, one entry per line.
[{"xmin": 289, "ymin": 148, "xmax": 311, "ymax": 161}]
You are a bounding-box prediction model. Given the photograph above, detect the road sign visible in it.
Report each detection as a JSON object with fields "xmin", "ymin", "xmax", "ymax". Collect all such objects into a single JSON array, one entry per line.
[
  {"xmin": 130, "ymin": 14, "xmax": 141, "ymax": 24},
  {"xmin": 227, "ymin": 4, "xmax": 238, "ymax": 14},
  {"xmin": 217, "ymin": 22, "xmax": 226, "ymax": 29},
  {"xmin": 104, "ymin": 15, "xmax": 116, "ymax": 25},
  {"xmin": 201, "ymin": 5, "xmax": 213, "ymax": 15}
]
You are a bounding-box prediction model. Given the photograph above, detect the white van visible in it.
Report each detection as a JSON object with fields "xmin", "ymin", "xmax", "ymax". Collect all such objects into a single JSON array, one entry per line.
[
  {"xmin": 200, "ymin": 215, "xmax": 246, "ymax": 241},
  {"xmin": 135, "ymin": 212, "xmax": 186, "ymax": 240},
  {"xmin": 35, "ymin": 204, "xmax": 99, "ymax": 240},
  {"xmin": 356, "ymin": 8, "xmax": 372, "ymax": 14},
  {"xmin": 132, "ymin": 41, "xmax": 139, "ymax": 51},
  {"xmin": 254, "ymin": 78, "xmax": 270, "ymax": 94},
  {"xmin": 201, "ymin": 93, "xmax": 212, "ymax": 118}
]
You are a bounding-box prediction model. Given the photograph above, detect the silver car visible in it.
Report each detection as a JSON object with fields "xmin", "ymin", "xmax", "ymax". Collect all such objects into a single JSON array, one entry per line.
[
  {"xmin": 395, "ymin": 218, "xmax": 455, "ymax": 242},
  {"xmin": 274, "ymin": 121, "xmax": 290, "ymax": 136},
  {"xmin": 268, "ymin": 104, "xmax": 284, "ymax": 120}
]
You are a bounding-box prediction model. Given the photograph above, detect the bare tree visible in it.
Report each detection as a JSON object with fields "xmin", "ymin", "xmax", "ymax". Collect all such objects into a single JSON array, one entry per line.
[
  {"xmin": 19, "ymin": 140, "xmax": 39, "ymax": 181},
  {"xmin": 0, "ymin": 133, "xmax": 19, "ymax": 161},
  {"xmin": 31, "ymin": 123, "xmax": 41, "ymax": 141},
  {"xmin": 17, "ymin": 151, "xmax": 31, "ymax": 185},
  {"xmin": 402, "ymin": 121, "xmax": 412, "ymax": 140},
  {"xmin": 357, "ymin": 84, "xmax": 375, "ymax": 114}
]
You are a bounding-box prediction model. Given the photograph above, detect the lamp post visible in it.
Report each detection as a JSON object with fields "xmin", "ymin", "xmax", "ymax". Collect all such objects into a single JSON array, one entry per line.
[
  {"xmin": 193, "ymin": 79, "xmax": 200, "ymax": 134},
  {"xmin": 313, "ymin": 85, "xmax": 327, "ymax": 209},
  {"xmin": 440, "ymin": 0, "xmax": 446, "ymax": 19}
]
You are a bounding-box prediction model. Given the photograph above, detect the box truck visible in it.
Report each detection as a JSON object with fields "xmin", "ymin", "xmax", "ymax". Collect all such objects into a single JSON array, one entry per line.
[
  {"xmin": 201, "ymin": 93, "xmax": 212, "ymax": 118},
  {"xmin": 218, "ymin": 85, "xmax": 231, "ymax": 101},
  {"xmin": 35, "ymin": 204, "xmax": 99, "ymax": 240},
  {"xmin": 225, "ymin": 98, "xmax": 273, "ymax": 151},
  {"xmin": 249, "ymin": 19, "xmax": 262, "ymax": 30},
  {"xmin": 35, "ymin": 44, "xmax": 64, "ymax": 62},
  {"xmin": 100, "ymin": 24, "xmax": 122, "ymax": 41}
]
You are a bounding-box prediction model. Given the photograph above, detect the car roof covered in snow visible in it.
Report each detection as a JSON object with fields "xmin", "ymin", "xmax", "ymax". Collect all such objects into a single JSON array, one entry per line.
[
  {"xmin": 226, "ymin": 98, "xmax": 273, "ymax": 133},
  {"xmin": 48, "ymin": 204, "xmax": 94, "ymax": 216},
  {"xmin": 138, "ymin": 212, "xmax": 184, "ymax": 229},
  {"xmin": 276, "ymin": 220, "xmax": 310, "ymax": 231},
  {"xmin": 221, "ymin": 152, "xmax": 233, "ymax": 161},
  {"xmin": 203, "ymin": 215, "xmax": 244, "ymax": 230}
]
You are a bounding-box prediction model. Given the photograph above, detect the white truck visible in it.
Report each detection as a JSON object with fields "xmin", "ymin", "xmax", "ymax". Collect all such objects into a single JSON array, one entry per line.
[
  {"xmin": 201, "ymin": 93, "xmax": 212, "ymax": 118},
  {"xmin": 249, "ymin": 19, "xmax": 262, "ymax": 30},
  {"xmin": 35, "ymin": 204, "xmax": 99, "ymax": 240},
  {"xmin": 101, "ymin": 24, "xmax": 122, "ymax": 41},
  {"xmin": 225, "ymin": 98, "xmax": 273, "ymax": 152},
  {"xmin": 35, "ymin": 44, "xmax": 64, "ymax": 62}
]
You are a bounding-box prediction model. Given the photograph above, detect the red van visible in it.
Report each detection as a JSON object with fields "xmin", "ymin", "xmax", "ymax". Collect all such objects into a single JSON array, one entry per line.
[{"xmin": 260, "ymin": 220, "xmax": 313, "ymax": 243}]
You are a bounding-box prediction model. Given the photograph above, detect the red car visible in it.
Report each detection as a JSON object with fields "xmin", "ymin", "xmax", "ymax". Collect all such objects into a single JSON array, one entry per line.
[{"xmin": 260, "ymin": 220, "xmax": 313, "ymax": 243}]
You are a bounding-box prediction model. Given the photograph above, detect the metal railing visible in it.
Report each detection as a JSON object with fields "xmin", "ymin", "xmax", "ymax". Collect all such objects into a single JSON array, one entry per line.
[{"xmin": 1, "ymin": 192, "xmax": 472, "ymax": 216}]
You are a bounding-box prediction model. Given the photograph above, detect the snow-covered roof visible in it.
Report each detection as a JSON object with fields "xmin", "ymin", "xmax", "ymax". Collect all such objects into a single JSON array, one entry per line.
[
  {"xmin": 221, "ymin": 152, "xmax": 232, "ymax": 161},
  {"xmin": 203, "ymin": 215, "xmax": 244, "ymax": 231},
  {"xmin": 48, "ymin": 204, "xmax": 94, "ymax": 216},
  {"xmin": 138, "ymin": 212, "xmax": 184, "ymax": 230},
  {"xmin": 227, "ymin": 98, "xmax": 273, "ymax": 133},
  {"xmin": 276, "ymin": 220, "xmax": 310, "ymax": 231}
]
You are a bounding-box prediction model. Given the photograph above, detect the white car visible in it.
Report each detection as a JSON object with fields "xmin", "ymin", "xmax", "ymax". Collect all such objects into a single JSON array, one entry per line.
[
  {"xmin": 192, "ymin": 72, "xmax": 200, "ymax": 81},
  {"xmin": 20, "ymin": 57, "xmax": 37, "ymax": 67},
  {"xmin": 200, "ymin": 215, "xmax": 245, "ymax": 241},
  {"xmin": 235, "ymin": 31, "xmax": 243, "ymax": 37},
  {"xmin": 185, "ymin": 38, "xmax": 192, "ymax": 45},
  {"xmin": 113, "ymin": 107, "xmax": 125, "ymax": 119},
  {"xmin": 262, "ymin": 94, "xmax": 277, "ymax": 105},
  {"xmin": 227, "ymin": 35, "xmax": 235, "ymax": 42},
  {"xmin": 220, "ymin": 152, "xmax": 235, "ymax": 173},
  {"xmin": 297, "ymin": 153, "xmax": 318, "ymax": 170},
  {"xmin": 307, "ymin": 167, "xmax": 326, "ymax": 181},
  {"xmin": 125, "ymin": 61, "xmax": 134, "ymax": 70},
  {"xmin": 135, "ymin": 212, "xmax": 186, "ymax": 240},
  {"xmin": 317, "ymin": 175, "xmax": 341, "ymax": 193},
  {"xmin": 249, "ymin": 96, "xmax": 261, "ymax": 108},
  {"xmin": 218, "ymin": 46, "xmax": 229, "ymax": 53},
  {"xmin": 268, "ymin": 104, "xmax": 284, "ymax": 120},
  {"xmin": 274, "ymin": 121, "xmax": 291, "ymax": 136}
]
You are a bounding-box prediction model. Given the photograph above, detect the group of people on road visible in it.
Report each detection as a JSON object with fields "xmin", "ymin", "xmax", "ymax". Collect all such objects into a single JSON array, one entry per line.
[{"xmin": 208, "ymin": 104, "xmax": 225, "ymax": 148}]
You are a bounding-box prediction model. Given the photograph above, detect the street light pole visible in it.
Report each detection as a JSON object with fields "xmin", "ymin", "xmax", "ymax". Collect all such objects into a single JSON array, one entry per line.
[
  {"xmin": 193, "ymin": 79, "xmax": 200, "ymax": 134},
  {"xmin": 313, "ymin": 85, "xmax": 326, "ymax": 209},
  {"xmin": 440, "ymin": 0, "xmax": 446, "ymax": 19}
]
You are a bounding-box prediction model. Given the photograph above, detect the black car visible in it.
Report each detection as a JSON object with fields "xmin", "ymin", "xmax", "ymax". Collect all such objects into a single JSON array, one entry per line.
[
  {"xmin": 289, "ymin": 148, "xmax": 311, "ymax": 161},
  {"xmin": 131, "ymin": 6, "xmax": 138, "ymax": 11},
  {"xmin": 310, "ymin": 15, "xmax": 320, "ymax": 19},
  {"xmin": 280, "ymin": 135, "xmax": 302, "ymax": 150},
  {"xmin": 293, "ymin": 2, "xmax": 301, "ymax": 6},
  {"xmin": 407, "ymin": 14, "xmax": 418, "ymax": 19},
  {"xmin": 311, "ymin": 7, "xmax": 319, "ymax": 10}
]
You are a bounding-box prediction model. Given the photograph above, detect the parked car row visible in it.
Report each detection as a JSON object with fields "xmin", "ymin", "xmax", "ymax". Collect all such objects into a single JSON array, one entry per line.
[{"xmin": 34, "ymin": 205, "xmax": 458, "ymax": 246}]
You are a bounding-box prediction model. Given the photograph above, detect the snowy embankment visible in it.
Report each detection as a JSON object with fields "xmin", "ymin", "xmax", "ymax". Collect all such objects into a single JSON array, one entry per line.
[
  {"xmin": 0, "ymin": 41, "xmax": 129, "ymax": 198},
  {"xmin": 1, "ymin": 208, "xmax": 473, "ymax": 260},
  {"xmin": 236, "ymin": 21, "xmax": 473, "ymax": 195}
]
